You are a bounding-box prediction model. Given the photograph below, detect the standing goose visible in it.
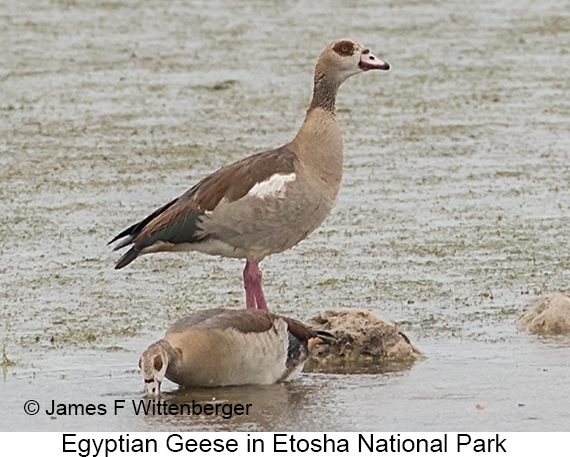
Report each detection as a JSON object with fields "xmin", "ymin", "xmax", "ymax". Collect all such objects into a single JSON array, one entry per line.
[
  {"xmin": 139, "ymin": 308, "xmax": 321, "ymax": 394},
  {"xmin": 110, "ymin": 39, "xmax": 390, "ymax": 310}
]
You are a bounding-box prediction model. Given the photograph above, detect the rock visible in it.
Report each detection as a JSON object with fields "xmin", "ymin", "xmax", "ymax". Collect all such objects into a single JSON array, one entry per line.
[
  {"xmin": 516, "ymin": 292, "xmax": 570, "ymax": 335},
  {"xmin": 305, "ymin": 308, "xmax": 424, "ymax": 374}
]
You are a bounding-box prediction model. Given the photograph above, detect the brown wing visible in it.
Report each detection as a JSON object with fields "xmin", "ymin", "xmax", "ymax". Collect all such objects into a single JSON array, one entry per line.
[
  {"xmin": 166, "ymin": 309, "xmax": 276, "ymax": 336},
  {"xmin": 280, "ymin": 316, "xmax": 319, "ymax": 341},
  {"xmin": 166, "ymin": 308, "xmax": 319, "ymax": 341},
  {"xmin": 110, "ymin": 146, "xmax": 297, "ymax": 269}
]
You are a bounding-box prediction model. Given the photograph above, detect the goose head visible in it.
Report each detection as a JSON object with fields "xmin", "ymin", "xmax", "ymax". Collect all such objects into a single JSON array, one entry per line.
[
  {"xmin": 139, "ymin": 341, "xmax": 170, "ymax": 396},
  {"xmin": 315, "ymin": 38, "xmax": 390, "ymax": 86}
]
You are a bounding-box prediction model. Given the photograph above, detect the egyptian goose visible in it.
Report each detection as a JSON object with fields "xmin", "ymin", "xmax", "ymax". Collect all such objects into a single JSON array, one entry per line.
[
  {"xmin": 139, "ymin": 308, "xmax": 321, "ymax": 394},
  {"xmin": 110, "ymin": 39, "xmax": 390, "ymax": 310}
]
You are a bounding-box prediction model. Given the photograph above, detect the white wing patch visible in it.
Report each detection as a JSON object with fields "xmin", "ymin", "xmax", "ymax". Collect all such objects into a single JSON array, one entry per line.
[{"xmin": 247, "ymin": 173, "xmax": 297, "ymax": 199}]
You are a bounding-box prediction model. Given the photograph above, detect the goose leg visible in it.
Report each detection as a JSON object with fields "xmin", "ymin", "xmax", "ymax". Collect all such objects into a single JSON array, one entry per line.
[
  {"xmin": 243, "ymin": 263, "xmax": 256, "ymax": 309},
  {"xmin": 243, "ymin": 261, "xmax": 268, "ymax": 310},
  {"xmin": 252, "ymin": 267, "xmax": 268, "ymax": 311}
]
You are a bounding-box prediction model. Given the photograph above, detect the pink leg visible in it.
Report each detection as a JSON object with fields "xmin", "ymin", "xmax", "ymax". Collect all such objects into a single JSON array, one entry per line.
[
  {"xmin": 243, "ymin": 261, "xmax": 268, "ymax": 310},
  {"xmin": 243, "ymin": 263, "xmax": 256, "ymax": 309}
]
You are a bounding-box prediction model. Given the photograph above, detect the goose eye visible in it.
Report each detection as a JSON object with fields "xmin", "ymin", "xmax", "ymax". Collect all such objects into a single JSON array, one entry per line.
[{"xmin": 333, "ymin": 41, "xmax": 354, "ymax": 56}]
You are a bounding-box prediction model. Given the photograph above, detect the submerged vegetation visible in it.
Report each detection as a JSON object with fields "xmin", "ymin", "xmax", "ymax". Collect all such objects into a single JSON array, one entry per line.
[{"xmin": 1, "ymin": 342, "xmax": 16, "ymax": 367}]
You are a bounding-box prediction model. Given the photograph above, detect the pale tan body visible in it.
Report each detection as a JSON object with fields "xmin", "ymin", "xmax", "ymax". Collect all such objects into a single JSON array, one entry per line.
[
  {"xmin": 139, "ymin": 308, "xmax": 317, "ymax": 394},
  {"xmin": 164, "ymin": 319, "xmax": 290, "ymax": 387},
  {"xmin": 196, "ymin": 108, "xmax": 343, "ymax": 263}
]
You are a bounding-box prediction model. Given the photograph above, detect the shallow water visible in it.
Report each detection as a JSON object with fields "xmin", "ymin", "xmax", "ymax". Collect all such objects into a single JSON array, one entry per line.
[{"xmin": 1, "ymin": 0, "xmax": 569, "ymax": 432}]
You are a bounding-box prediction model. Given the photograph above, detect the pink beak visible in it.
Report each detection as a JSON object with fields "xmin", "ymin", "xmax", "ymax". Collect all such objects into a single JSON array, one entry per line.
[{"xmin": 359, "ymin": 49, "xmax": 390, "ymax": 71}]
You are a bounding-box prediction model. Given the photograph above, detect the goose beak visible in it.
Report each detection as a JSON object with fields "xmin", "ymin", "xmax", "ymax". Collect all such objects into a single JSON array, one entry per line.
[
  {"xmin": 143, "ymin": 379, "xmax": 161, "ymax": 396},
  {"xmin": 359, "ymin": 49, "xmax": 390, "ymax": 71}
]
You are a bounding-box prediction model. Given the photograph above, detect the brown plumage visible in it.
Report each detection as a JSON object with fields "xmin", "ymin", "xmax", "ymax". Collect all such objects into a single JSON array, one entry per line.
[{"xmin": 110, "ymin": 39, "xmax": 390, "ymax": 310}]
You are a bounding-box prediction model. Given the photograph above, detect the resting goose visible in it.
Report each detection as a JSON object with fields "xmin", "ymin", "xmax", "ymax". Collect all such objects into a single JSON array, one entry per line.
[
  {"xmin": 110, "ymin": 39, "xmax": 390, "ymax": 310},
  {"xmin": 139, "ymin": 308, "xmax": 321, "ymax": 394}
]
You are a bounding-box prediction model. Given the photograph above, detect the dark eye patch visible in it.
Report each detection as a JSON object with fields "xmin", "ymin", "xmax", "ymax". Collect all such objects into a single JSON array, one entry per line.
[
  {"xmin": 333, "ymin": 40, "xmax": 355, "ymax": 56},
  {"xmin": 154, "ymin": 354, "xmax": 163, "ymax": 371}
]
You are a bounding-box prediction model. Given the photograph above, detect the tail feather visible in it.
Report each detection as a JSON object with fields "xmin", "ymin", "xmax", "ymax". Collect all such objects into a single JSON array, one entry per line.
[
  {"xmin": 115, "ymin": 247, "xmax": 140, "ymax": 270},
  {"xmin": 108, "ymin": 198, "xmax": 180, "ymax": 247},
  {"xmin": 111, "ymin": 235, "xmax": 134, "ymax": 251},
  {"xmin": 315, "ymin": 330, "xmax": 336, "ymax": 344},
  {"xmin": 107, "ymin": 224, "xmax": 136, "ymax": 246}
]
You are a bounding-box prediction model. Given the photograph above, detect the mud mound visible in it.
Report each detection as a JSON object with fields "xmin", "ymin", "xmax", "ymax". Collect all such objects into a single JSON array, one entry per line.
[
  {"xmin": 516, "ymin": 293, "xmax": 570, "ymax": 335},
  {"xmin": 306, "ymin": 308, "xmax": 423, "ymax": 374}
]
